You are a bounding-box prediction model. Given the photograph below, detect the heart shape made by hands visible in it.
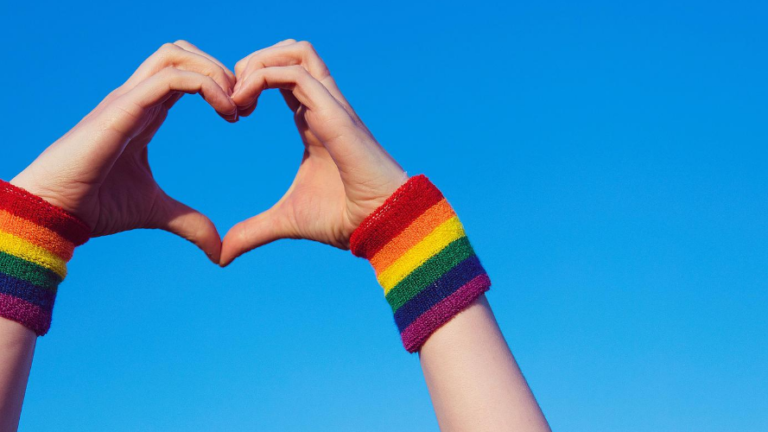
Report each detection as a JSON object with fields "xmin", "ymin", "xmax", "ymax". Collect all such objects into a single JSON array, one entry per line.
[{"xmin": 11, "ymin": 39, "xmax": 407, "ymax": 266}]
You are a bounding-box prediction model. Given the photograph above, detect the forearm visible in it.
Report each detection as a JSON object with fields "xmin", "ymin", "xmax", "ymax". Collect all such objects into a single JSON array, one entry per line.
[
  {"xmin": 347, "ymin": 175, "xmax": 550, "ymax": 430},
  {"xmin": 0, "ymin": 320, "xmax": 35, "ymax": 432},
  {"xmin": 420, "ymin": 295, "xmax": 550, "ymax": 432}
]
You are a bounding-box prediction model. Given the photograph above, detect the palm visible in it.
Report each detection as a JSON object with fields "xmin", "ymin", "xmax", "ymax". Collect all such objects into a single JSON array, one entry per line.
[
  {"xmin": 275, "ymin": 128, "xmax": 352, "ymax": 249},
  {"xmin": 89, "ymin": 145, "xmax": 165, "ymax": 237},
  {"xmin": 274, "ymin": 110, "xmax": 404, "ymax": 249},
  {"xmin": 279, "ymin": 153, "xmax": 345, "ymax": 246}
]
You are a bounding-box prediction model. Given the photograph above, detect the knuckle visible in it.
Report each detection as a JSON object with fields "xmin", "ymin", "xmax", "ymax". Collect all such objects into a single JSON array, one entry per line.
[
  {"xmin": 207, "ymin": 64, "xmax": 227, "ymax": 80},
  {"xmin": 206, "ymin": 75, "xmax": 221, "ymax": 90},
  {"xmin": 173, "ymin": 39, "xmax": 191, "ymax": 47},
  {"xmin": 282, "ymin": 38, "xmax": 298, "ymax": 44},
  {"xmin": 297, "ymin": 40, "xmax": 315, "ymax": 53},
  {"xmin": 158, "ymin": 42, "xmax": 179, "ymax": 55},
  {"xmin": 290, "ymin": 64, "xmax": 308, "ymax": 75},
  {"xmin": 235, "ymin": 57, "xmax": 252, "ymax": 75},
  {"xmin": 215, "ymin": 68, "xmax": 230, "ymax": 83},
  {"xmin": 154, "ymin": 43, "xmax": 180, "ymax": 63},
  {"xmin": 201, "ymin": 74, "xmax": 217, "ymax": 86},
  {"xmin": 317, "ymin": 65, "xmax": 331, "ymax": 80},
  {"xmin": 235, "ymin": 58, "xmax": 247, "ymax": 70},
  {"xmin": 292, "ymin": 66, "xmax": 311, "ymax": 82}
]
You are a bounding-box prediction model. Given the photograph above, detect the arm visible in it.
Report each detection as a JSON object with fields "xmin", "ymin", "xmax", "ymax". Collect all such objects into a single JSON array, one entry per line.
[
  {"xmin": 221, "ymin": 40, "xmax": 550, "ymax": 431},
  {"xmin": 421, "ymin": 296, "xmax": 550, "ymax": 431},
  {"xmin": 0, "ymin": 41, "xmax": 236, "ymax": 430},
  {"xmin": 0, "ymin": 323, "xmax": 34, "ymax": 432}
]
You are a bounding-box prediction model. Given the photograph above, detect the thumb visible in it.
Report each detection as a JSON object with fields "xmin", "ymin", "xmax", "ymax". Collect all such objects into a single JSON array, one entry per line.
[
  {"xmin": 220, "ymin": 207, "xmax": 294, "ymax": 267},
  {"xmin": 154, "ymin": 195, "xmax": 222, "ymax": 264}
]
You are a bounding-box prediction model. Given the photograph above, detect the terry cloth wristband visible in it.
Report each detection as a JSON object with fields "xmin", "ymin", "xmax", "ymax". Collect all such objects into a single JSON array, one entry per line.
[
  {"xmin": 350, "ymin": 175, "xmax": 491, "ymax": 353},
  {"xmin": 0, "ymin": 180, "xmax": 90, "ymax": 335}
]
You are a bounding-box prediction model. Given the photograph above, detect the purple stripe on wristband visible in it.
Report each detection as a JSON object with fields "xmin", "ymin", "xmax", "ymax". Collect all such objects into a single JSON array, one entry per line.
[
  {"xmin": 400, "ymin": 274, "xmax": 491, "ymax": 353},
  {"xmin": 393, "ymin": 255, "xmax": 486, "ymax": 331},
  {"xmin": 0, "ymin": 293, "xmax": 52, "ymax": 335}
]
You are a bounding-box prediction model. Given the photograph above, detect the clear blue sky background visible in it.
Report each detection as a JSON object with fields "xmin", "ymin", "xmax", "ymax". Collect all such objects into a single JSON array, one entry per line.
[{"xmin": 1, "ymin": 1, "xmax": 767, "ymax": 430}]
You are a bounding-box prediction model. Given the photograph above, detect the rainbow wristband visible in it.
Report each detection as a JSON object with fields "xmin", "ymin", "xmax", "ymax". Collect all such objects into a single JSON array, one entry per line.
[
  {"xmin": 0, "ymin": 180, "xmax": 90, "ymax": 335},
  {"xmin": 350, "ymin": 175, "xmax": 491, "ymax": 352}
]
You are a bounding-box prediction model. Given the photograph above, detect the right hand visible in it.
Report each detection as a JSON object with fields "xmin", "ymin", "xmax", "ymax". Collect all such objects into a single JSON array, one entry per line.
[
  {"xmin": 10, "ymin": 41, "xmax": 237, "ymax": 263},
  {"xmin": 220, "ymin": 40, "xmax": 408, "ymax": 265}
]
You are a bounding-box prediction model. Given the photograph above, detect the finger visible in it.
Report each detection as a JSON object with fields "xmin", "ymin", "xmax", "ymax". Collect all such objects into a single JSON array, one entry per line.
[
  {"xmin": 124, "ymin": 43, "xmax": 234, "ymax": 96},
  {"xmin": 232, "ymin": 65, "xmax": 345, "ymax": 115},
  {"xmin": 220, "ymin": 208, "xmax": 293, "ymax": 267},
  {"xmin": 173, "ymin": 40, "xmax": 236, "ymax": 86},
  {"xmin": 233, "ymin": 39, "xmax": 299, "ymax": 116},
  {"xmin": 232, "ymin": 66, "xmax": 360, "ymax": 160},
  {"xmin": 237, "ymin": 102, "xmax": 258, "ymax": 118},
  {"xmin": 239, "ymin": 41, "xmax": 329, "ymax": 83},
  {"xmin": 120, "ymin": 68, "xmax": 237, "ymax": 120},
  {"xmin": 155, "ymin": 195, "xmax": 223, "ymax": 264},
  {"xmin": 234, "ymin": 39, "xmax": 297, "ymax": 79},
  {"xmin": 236, "ymin": 41, "xmax": 353, "ymax": 109}
]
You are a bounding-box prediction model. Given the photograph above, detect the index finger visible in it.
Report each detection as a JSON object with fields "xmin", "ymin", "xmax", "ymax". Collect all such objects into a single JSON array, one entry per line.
[{"xmin": 173, "ymin": 40, "xmax": 237, "ymax": 87}]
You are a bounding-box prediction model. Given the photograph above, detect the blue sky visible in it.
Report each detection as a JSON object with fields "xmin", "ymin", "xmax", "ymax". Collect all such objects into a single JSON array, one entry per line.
[{"xmin": 2, "ymin": 1, "xmax": 767, "ymax": 430}]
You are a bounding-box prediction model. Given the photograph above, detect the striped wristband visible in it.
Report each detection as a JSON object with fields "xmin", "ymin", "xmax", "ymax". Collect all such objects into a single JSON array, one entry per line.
[
  {"xmin": 350, "ymin": 175, "xmax": 491, "ymax": 352},
  {"xmin": 0, "ymin": 180, "xmax": 90, "ymax": 335}
]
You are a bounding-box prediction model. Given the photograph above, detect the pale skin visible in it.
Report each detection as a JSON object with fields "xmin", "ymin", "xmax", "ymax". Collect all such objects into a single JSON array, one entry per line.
[{"xmin": 0, "ymin": 41, "xmax": 550, "ymax": 432}]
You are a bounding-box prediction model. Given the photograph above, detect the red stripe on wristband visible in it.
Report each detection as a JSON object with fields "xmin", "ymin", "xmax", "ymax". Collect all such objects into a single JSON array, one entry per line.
[
  {"xmin": 0, "ymin": 181, "xmax": 91, "ymax": 246},
  {"xmin": 350, "ymin": 175, "xmax": 444, "ymax": 259}
]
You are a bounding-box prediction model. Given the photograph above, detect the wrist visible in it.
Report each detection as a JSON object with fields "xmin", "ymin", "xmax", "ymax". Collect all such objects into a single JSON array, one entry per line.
[
  {"xmin": 10, "ymin": 171, "xmax": 72, "ymax": 215},
  {"xmin": 344, "ymin": 170, "xmax": 409, "ymax": 243},
  {"xmin": 0, "ymin": 180, "xmax": 90, "ymax": 335},
  {"xmin": 350, "ymin": 175, "xmax": 491, "ymax": 352}
]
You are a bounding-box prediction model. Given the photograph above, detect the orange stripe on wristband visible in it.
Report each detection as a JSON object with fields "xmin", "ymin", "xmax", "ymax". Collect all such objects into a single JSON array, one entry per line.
[
  {"xmin": 0, "ymin": 209, "xmax": 74, "ymax": 260},
  {"xmin": 369, "ymin": 199, "xmax": 455, "ymax": 273}
]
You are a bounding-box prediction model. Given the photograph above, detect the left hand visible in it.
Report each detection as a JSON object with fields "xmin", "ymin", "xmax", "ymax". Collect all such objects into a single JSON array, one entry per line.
[{"xmin": 11, "ymin": 41, "xmax": 237, "ymax": 263}]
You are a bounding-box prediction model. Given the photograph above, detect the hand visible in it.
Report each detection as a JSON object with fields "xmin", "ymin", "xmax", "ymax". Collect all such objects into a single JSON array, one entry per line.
[
  {"xmin": 10, "ymin": 41, "xmax": 237, "ymax": 263},
  {"xmin": 220, "ymin": 40, "xmax": 408, "ymax": 266}
]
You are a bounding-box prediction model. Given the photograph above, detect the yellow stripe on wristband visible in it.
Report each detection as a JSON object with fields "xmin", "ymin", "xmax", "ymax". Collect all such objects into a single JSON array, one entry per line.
[
  {"xmin": 0, "ymin": 231, "xmax": 68, "ymax": 278},
  {"xmin": 378, "ymin": 216, "xmax": 465, "ymax": 294}
]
